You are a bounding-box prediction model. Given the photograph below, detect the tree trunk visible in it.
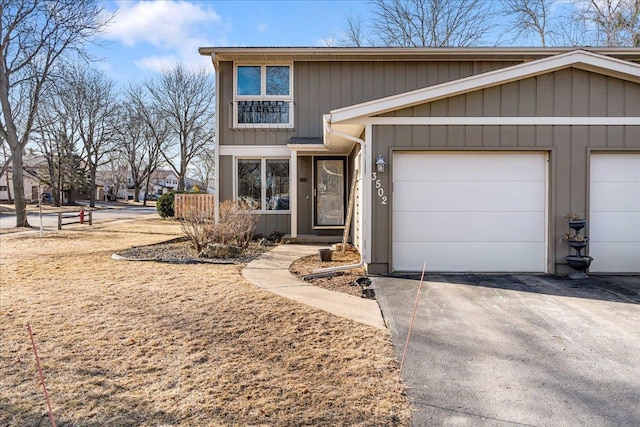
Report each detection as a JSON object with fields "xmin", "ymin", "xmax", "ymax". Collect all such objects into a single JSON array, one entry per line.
[
  {"xmin": 89, "ymin": 166, "xmax": 97, "ymax": 208},
  {"xmin": 11, "ymin": 149, "xmax": 30, "ymax": 227}
]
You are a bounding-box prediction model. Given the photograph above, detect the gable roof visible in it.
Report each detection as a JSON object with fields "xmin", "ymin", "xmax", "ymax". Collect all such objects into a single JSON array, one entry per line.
[{"xmin": 328, "ymin": 50, "xmax": 640, "ymax": 125}]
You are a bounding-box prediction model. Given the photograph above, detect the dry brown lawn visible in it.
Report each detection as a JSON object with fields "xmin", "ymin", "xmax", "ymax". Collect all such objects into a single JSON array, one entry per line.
[{"xmin": 0, "ymin": 219, "xmax": 410, "ymax": 426}]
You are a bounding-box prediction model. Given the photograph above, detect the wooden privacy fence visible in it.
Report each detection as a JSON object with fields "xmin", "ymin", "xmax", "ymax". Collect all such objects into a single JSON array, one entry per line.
[{"xmin": 174, "ymin": 193, "xmax": 215, "ymax": 218}]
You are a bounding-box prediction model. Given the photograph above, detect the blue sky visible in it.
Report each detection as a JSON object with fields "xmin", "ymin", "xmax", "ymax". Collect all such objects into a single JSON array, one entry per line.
[{"xmin": 95, "ymin": 0, "xmax": 371, "ymax": 84}]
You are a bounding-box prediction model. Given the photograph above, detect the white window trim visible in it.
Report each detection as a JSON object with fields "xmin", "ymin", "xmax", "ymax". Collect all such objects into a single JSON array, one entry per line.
[
  {"xmin": 233, "ymin": 156, "xmax": 291, "ymax": 214},
  {"xmin": 233, "ymin": 62, "xmax": 294, "ymax": 129}
]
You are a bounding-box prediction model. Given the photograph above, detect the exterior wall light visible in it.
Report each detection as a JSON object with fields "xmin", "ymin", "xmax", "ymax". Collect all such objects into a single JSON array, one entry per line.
[{"xmin": 376, "ymin": 154, "xmax": 386, "ymax": 173}]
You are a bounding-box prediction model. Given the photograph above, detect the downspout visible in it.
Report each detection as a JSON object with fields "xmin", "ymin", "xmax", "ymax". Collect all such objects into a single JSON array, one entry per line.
[{"xmin": 313, "ymin": 117, "xmax": 366, "ymax": 274}]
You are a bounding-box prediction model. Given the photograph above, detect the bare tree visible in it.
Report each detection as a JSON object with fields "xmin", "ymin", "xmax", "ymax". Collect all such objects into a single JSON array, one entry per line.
[
  {"xmin": 502, "ymin": 0, "xmax": 562, "ymax": 46},
  {"xmin": 31, "ymin": 76, "xmax": 91, "ymax": 207},
  {"xmin": 125, "ymin": 83, "xmax": 170, "ymax": 206},
  {"xmin": 191, "ymin": 149, "xmax": 216, "ymax": 193},
  {"xmin": 340, "ymin": 11, "xmax": 373, "ymax": 47},
  {"xmin": 0, "ymin": 0, "xmax": 107, "ymax": 227},
  {"xmin": 103, "ymin": 150, "xmax": 129, "ymax": 202},
  {"xmin": 115, "ymin": 103, "xmax": 146, "ymax": 202},
  {"xmin": 368, "ymin": 0, "xmax": 497, "ymax": 47},
  {"xmin": 116, "ymin": 97, "xmax": 166, "ymax": 203},
  {"xmin": 143, "ymin": 64, "xmax": 215, "ymax": 191},
  {"xmin": 62, "ymin": 66, "xmax": 119, "ymax": 208},
  {"xmin": 581, "ymin": 0, "xmax": 640, "ymax": 46}
]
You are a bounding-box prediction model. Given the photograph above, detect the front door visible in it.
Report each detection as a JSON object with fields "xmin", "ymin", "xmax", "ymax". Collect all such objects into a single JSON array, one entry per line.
[{"xmin": 314, "ymin": 157, "xmax": 346, "ymax": 228}]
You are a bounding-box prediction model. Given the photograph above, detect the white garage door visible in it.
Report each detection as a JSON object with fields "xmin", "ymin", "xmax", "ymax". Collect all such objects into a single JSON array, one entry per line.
[
  {"xmin": 589, "ymin": 154, "xmax": 640, "ymax": 273},
  {"xmin": 392, "ymin": 152, "xmax": 547, "ymax": 272}
]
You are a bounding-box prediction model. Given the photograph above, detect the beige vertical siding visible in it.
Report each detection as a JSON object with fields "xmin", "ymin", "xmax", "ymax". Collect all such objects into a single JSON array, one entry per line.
[
  {"xmin": 218, "ymin": 155, "xmax": 233, "ymax": 203},
  {"xmin": 218, "ymin": 60, "xmax": 519, "ymax": 146},
  {"xmin": 369, "ymin": 69, "xmax": 640, "ymax": 274}
]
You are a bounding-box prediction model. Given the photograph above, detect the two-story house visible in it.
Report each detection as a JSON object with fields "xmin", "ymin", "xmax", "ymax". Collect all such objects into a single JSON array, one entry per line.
[{"xmin": 199, "ymin": 47, "xmax": 640, "ymax": 275}]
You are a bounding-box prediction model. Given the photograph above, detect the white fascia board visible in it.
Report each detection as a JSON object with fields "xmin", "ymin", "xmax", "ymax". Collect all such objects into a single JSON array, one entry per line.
[
  {"xmin": 330, "ymin": 50, "xmax": 640, "ymax": 124},
  {"xmin": 218, "ymin": 145, "xmax": 291, "ymax": 157},
  {"xmin": 287, "ymin": 144, "xmax": 329, "ymax": 152},
  {"xmin": 350, "ymin": 117, "xmax": 640, "ymax": 126}
]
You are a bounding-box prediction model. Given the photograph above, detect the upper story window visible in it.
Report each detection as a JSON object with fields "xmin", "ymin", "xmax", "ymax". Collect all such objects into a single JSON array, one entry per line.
[{"xmin": 234, "ymin": 64, "xmax": 293, "ymax": 128}]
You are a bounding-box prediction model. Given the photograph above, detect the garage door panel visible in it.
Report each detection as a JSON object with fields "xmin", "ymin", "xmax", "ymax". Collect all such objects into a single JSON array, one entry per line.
[
  {"xmin": 590, "ymin": 155, "xmax": 640, "ymax": 181},
  {"xmin": 589, "ymin": 243, "xmax": 640, "ymax": 273},
  {"xmin": 590, "ymin": 182, "xmax": 640, "ymax": 211},
  {"xmin": 590, "ymin": 154, "xmax": 640, "ymax": 273},
  {"xmin": 394, "ymin": 181, "xmax": 545, "ymax": 212},
  {"xmin": 393, "ymin": 242, "xmax": 546, "ymax": 272},
  {"xmin": 394, "ymin": 211, "xmax": 545, "ymax": 242},
  {"xmin": 393, "ymin": 152, "xmax": 547, "ymax": 272},
  {"xmin": 590, "ymin": 212, "xmax": 640, "ymax": 242},
  {"xmin": 394, "ymin": 153, "xmax": 544, "ymax": 182}
]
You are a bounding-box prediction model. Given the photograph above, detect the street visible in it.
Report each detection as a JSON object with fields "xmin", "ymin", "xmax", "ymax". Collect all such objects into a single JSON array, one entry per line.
[{"xmin": 0, "ymin": 202, "xmax": 159, "ymax": 230}]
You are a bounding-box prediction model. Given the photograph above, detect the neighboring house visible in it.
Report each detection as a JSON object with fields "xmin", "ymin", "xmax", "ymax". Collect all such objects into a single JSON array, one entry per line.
[
  {"xmin": 199, "ymin": 47, "xmax": 640, "ymax": 275},
  {"xmin": 150, "ymin": 169, "xmax": 180, "ymax": 195},
  {"xmin": 0, "ymin": 166, "xmax": 41, "ymax": 202}
]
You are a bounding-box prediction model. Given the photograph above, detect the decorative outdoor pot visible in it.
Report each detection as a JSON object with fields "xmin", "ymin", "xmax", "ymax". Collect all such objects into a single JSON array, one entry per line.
[
  {"xmin": 566, "ymin": 255, "xmax": 593, "ymax": 272},
  {"xmin": 568, "ymin": 219, "xmax": 587, "ymax": 232},
  {"xmin": 568, "ymin": 237, "xmax": 589, "ymax": 251},
  {"xmin": 318, "ymin": 249, "xmax": 333, "ymax": 262}
]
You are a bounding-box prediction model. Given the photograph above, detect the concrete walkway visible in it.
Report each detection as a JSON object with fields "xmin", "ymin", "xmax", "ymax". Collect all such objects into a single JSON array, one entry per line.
[{"xmin": 242, "ymin": 244, "xmax": 385, "ymax": 330}]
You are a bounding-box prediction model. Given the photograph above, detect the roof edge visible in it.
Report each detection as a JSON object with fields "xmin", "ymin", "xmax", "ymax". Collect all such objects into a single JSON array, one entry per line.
[{"xmin": 198, "ymin": 46, "xmax": 640, "ymax": 62}]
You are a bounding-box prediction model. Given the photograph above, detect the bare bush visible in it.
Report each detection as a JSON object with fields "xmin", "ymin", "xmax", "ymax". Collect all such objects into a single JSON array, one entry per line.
[
  {"xmin": 180, "ymin": 200, "xmax": 259, "ymax": 254},
  {"xmin": 180, "ymin": 207, "xmax": 214, "ymax": 253},
  {"xmin": 208, "ymin": 200, "xmax": 259, "ymax": 249}
]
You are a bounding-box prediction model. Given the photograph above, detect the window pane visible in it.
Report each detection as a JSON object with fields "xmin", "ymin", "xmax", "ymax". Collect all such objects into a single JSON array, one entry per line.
[
  {"xmin": 266, "ymin": 66, "xmax": 290, "ymax": 96},
  {"xmin": 237, "ymin": 66, "xmax": 261, "ymax": 96},
  {"xmin": 266, "ymin": 160, "xmax": 289, "ymax": 210},
  {"xmin": 237, "ymin": 159, "xmax": 261, "ymax": 209}
]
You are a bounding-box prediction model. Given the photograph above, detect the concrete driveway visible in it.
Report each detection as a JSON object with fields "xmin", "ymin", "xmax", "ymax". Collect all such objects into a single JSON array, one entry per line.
[{"xmin": 374, "ymin": 274, "xmax": 640, "ymax": 426}]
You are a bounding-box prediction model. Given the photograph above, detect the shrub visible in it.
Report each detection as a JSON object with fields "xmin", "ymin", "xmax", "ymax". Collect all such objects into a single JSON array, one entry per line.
[
  {"xmin": 156, "ymin": 192, "xmax": 175, "ymax": 218},
  {"xmin": 209, "ymin": 200, "xmax": 259, "ymax": 248},
  {"xmin": 181, "ymin": 207, "xmax": 214, "ymax": 253},
  {"xmin": 179, "ymin": 200, "xmax": 259, "ymax": 256}
]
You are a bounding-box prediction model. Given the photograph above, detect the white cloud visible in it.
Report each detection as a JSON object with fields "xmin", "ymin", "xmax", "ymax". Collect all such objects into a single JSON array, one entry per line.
[
  {"xmin": 101, "ymin": 1, "xmax": 227, "ymax": 77},
  {"xmin": 257, "ymin": 23, "xmax": 267, "ymax": 33},
  {"xmin": 105, "ymin": 0, "xmax": 221, "ymax": 49},
  {"xmin": 135, "ymin": 38, "xmax": 214, "ymax": 74}
]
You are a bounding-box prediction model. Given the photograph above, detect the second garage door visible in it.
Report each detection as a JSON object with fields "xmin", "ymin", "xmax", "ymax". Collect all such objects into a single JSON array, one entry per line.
[
  {"xmin": 392, "ymin": 152, "xmax": 547, "ymax": 272},
  {"xmin": 589, "ymin": 153, "xmax": 640, "ymax": 273}
]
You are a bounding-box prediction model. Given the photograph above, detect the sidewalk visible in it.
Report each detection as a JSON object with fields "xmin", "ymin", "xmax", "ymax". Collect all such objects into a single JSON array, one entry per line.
[{"xmin": 242, "ymin": 244, "xmax": 386, "ymax": 330}]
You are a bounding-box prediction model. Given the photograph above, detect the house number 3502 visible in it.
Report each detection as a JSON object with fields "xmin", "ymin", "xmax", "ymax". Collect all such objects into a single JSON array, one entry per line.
[{"xmin": 371, "ymin": 173, "xmax": 388, "ymax": 205}]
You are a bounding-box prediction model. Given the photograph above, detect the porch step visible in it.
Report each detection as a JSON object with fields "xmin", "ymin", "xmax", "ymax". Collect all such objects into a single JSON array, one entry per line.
[{"xmin": 281, "ymin": 234, "xmax": 345, "ymax": 244}]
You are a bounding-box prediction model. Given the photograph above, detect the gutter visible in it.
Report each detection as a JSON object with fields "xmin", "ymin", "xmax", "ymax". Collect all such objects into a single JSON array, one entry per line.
[{"xmin": 312, "ymin": 117, "xmax": 366, "ymax": 274}]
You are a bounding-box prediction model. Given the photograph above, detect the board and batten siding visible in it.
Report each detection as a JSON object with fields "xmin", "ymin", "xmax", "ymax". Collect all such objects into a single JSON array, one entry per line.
[
  {"xmin": 382, "ymin": 68, "xmax": 640, "ymax": 119},
  {"xmin": 366, "ymin": 69, "xmax": 640, "ymax": 274},
  {"xmin": 217, "ymin": 60, "xmax": 520, "ymax": 147}
]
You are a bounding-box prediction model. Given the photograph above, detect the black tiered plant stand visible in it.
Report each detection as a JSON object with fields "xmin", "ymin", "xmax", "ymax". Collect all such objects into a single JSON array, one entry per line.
[{"xmin": 565, "ymin": 219, "xmax": 592, "ymax": 279}]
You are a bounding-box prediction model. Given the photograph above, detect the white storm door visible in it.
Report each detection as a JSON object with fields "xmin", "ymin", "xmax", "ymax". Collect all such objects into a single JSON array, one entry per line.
[
  {"xmin": 589, "ymin": 154, "xmax": 640, "ymax": 273},
  {"xmin": 392, "ymin": 152, "xmax": 547, "ymax": 272}
]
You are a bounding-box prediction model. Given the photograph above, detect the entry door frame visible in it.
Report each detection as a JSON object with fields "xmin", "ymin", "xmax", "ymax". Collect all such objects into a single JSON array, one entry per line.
[{"xmin": 313, "ymin": 156, "xmax": 347, "ymax": 229}]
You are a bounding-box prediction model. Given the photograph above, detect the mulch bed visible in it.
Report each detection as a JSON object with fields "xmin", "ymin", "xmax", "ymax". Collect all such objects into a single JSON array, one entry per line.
[
  {"xmin": 289, "ymin": 245, "xmax": 368, "ymax": 297},
  {"xmin": 115, "ymin": 238, "xmax": 271, "ymax": 264}
]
